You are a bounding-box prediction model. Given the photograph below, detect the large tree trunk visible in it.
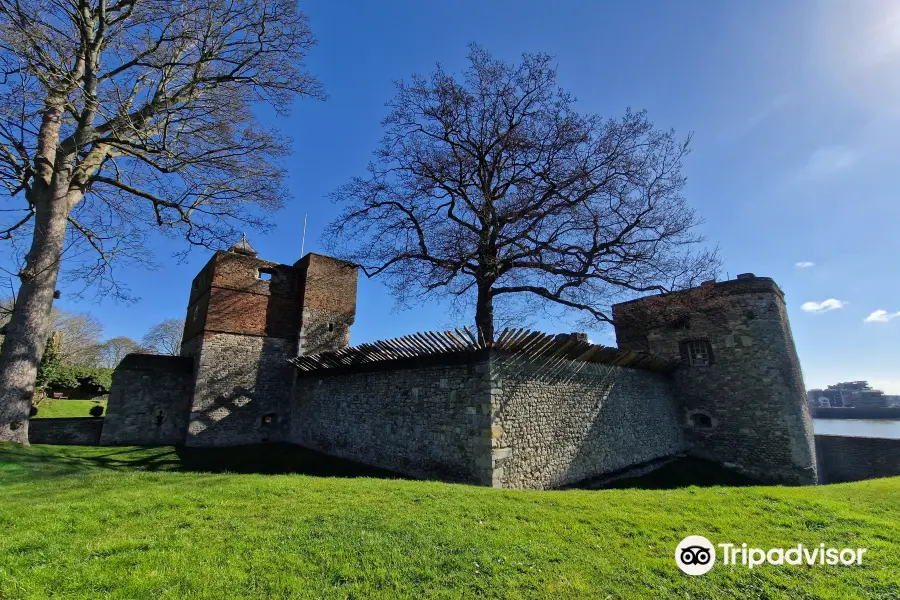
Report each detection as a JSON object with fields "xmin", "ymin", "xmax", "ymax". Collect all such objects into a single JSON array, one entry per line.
[
  {"xmin": 475, "ymin": 282, "xmax": 495, "ymax": 345},
  {"xmin": 0, "ymin": 186, "xmax": 71, "ymax": 444}
]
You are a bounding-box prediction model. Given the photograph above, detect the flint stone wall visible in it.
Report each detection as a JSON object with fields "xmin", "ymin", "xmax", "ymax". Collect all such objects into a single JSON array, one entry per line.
[
  {"xmin": 669, "ymin": 290, "xmax": 815, "ymax": 484},
  {"xmin": 613, "ymin": 278, "xmax": 818, "ymax": 485},
  {"xmin": 292, "ymin": 351, "xmax": 684, "ymax": 489},
  {"xmin": 292, "ymin": 354, "xmax": 493, "ymax": 484},
  {"xmin": 490, "ymin": 355, "xmax": 683, "ymax": 489},
  {"xmin": 186, "ymin": 333, "xmax": 294, "ymax": 446},
  {"xmin": 100, "ymin": 354, "xmax": 194, "ymax": 446},
  {"xmin": 30, "ymin": 417, "xmax": 104, "ymax": 445},
  {"xmin": 815, "ymin": 435, "xmax": 900, "ymax": 483}
]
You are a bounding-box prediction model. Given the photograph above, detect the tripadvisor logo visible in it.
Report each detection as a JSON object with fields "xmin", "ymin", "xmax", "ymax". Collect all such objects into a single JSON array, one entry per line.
[
  {"xmin": 675, "ymin": 535, "xmax": 716, "ymax": 575},
  {"xmin": 674, "ymin": 536, "xmax": 868, "ymax": 575}
]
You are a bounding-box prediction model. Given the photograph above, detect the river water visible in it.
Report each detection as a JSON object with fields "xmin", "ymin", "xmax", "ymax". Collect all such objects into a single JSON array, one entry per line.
[{"xmin": 813, "ymin": 418, "xmax": 900, "ymax": 439}]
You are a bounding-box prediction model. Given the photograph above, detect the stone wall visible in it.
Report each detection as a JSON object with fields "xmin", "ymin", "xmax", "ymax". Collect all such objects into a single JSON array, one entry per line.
[
  {"xmin": 186, "ymin": 333, "xmax": 295, "ymax": 446},
  {"xmin": 292, "ymin": 354, "xmax": 493, "ymax": 484},
  {"xmin": 295, "ymin": 253, "xmax": 358, "ymax": 356},
  {"xmin": 815, "ymin": 435, "xmax": 900, "ymax": 483},
  {"xmin": 613, "ymin": 276, "xmax": 817, "ymax": 485},
  {"xmin": 29, "ymin": 418, "xmax": 104, "ymax": 445},
  {"xmin": 292, "ymin": 350, "xmax": 685, "ymax": 489},
  {"xmin": 101, "ymin": 354, "xmax": 194, "ymax": 446},
  {"xmin": 489, "ymin": 355, "xmax": 683, "ymax": 489}
]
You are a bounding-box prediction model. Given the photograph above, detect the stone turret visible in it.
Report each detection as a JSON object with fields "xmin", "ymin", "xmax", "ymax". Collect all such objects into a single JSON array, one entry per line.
[
  {"xmin": 612, "ymin": 275, "xmax": 817, "ymax": 485},
  {"xmin": 228, "ymin": 233, "xmax": 258, "ymax": 257}
]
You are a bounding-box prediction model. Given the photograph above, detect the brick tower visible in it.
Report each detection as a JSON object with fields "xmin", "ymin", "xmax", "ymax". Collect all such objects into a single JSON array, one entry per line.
[
  {"xmin": 180, "ymin": 236, "xmax": 358, "ymax": 446},
  {"xmin": 612, "ymin": 274, "xmax": 817, "ymax": 485}
]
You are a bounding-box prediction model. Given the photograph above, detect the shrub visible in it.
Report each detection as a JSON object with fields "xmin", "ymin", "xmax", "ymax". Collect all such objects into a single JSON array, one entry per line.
[
  {"xmin": 43, "ymin": 365, "xmax": 114, "ymax": 397},
  {"xmin": 79, "ymin": 371, "xmax": 113, "ymax": 396},
  {"xmin": 89, "ymin": 405, "xmax": 104, "ymax": 417}
]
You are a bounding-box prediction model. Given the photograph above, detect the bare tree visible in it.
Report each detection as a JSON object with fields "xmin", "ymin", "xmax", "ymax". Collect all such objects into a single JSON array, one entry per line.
[
  {"xmin": 0, "ymin": 0, "xmax": 322, "ymax": 443},
  {"xmin": 2, "ymin": 298, "xmax": 103, "ymax": 365},
  {"xmin": 97, "ymin": 335, "xmax": 140, "ymax": 368},
  {"xmin": 52, "ymin": 308, "xmax": 104, "ymax": 366},
  {"xmin": 0, "ymin": 295, "xmax": 14, "ymax": 328},
  {"xmin": 141, "ymin": 318, "xmax": 183, "ymax": 355},
  {"xmin": 326, "ymin": 45, "xmax": 719, "ymax": 343}
]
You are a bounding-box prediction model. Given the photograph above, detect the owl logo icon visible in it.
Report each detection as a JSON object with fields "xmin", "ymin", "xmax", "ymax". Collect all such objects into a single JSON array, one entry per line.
[{"xmin": 675, "ymin": 536, "xmax": 716, "ymax": 575}]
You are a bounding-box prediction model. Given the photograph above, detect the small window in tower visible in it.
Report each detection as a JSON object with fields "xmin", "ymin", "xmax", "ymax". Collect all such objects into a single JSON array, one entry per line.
[
  {"xmin": 690, "ymin": 412, "xmax": 713, "ymax": 428},
  {"xmin": 192, "ymin": 305, "xmax": 199, "ymax": 321},
  {"xmin": 258, "ymin": 269, "xmax": 273, "ymax": 281},
  {"xmin": 328, "ymin": 322, "xmax": 334, "ymax": 332},
  {"xmin": 686, "ymin": 340, "xmax": 711, "ymax": 366}
]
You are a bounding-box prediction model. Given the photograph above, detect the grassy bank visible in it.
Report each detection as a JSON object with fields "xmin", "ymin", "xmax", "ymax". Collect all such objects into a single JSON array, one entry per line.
[
  {"xmin": 0, "ymin": 444, "xmax": 897, "ymax": 599},
  {"xmin": 32, "ymin": 398, "xmax": 106, "ymax": 418}
]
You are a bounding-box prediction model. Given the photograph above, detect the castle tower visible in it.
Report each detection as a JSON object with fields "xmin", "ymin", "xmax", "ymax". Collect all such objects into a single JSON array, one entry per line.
[
  {"xmin": 612, "ymin": 274, "xmax": 817, "ymax": 485},
  {"xmin": 180, "ymin": 237, "xmax": 358, "ymax": 446},
  {"xmin": 294, "ymin": 252, "xmax": 358, "ymax": 356}
]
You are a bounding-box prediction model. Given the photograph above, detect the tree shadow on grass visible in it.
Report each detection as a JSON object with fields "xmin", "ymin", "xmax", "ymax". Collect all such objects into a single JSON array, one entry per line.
[
  {"xmin": 0, "ymin": 442, "xmax": 403, "ymax": 482},
  {"xmin": 0, "ymin": 445, "xmax": 183, "ymax": 483}
]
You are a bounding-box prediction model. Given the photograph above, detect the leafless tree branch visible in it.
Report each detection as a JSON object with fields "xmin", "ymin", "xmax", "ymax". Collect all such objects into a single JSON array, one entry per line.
[{"xmin": 325, "ymin": 45, "xmax": 720, "ymax": 342}]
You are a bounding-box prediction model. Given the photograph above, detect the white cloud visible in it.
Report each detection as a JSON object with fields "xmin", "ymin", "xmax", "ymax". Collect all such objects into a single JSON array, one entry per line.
[
  {"xmin": 864, "ymin": 309, "xmax": 900, "ymax": 323},
  {"xmin": 801, "ymin": 298, "xmax": 847, "ymax": 313},
  {"xmin": 801, "ymin": 145, "xmax": 857, "ymax": 179},
  {"xmin": 795, "ymin": 261, "xmax": 816, "ymax": 268}
]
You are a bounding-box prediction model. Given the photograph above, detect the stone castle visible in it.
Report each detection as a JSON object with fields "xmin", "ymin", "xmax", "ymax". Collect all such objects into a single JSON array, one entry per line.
[{"xmin": 97, "ymin": 237, "xmax": 818, "ymax": 489}]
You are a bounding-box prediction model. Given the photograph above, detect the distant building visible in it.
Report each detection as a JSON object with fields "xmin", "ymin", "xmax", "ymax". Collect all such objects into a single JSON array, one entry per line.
[{"xmin": 807, "ymin": 381, "xmax": 891, "ymax": 409}]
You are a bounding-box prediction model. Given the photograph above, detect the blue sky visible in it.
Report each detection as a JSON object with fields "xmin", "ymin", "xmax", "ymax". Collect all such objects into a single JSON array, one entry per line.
[{"xmin": 46, "ymin": 0, "xmax": 900, "ymax": 392}]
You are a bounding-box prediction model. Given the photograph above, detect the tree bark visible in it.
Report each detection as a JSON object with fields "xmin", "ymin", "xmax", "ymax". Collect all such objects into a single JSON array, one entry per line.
[
  {"xmin": 0, "ymin": 176, "xmax": 71, "ymax": 444},
  {"xmin": 475, "ymin": 282, "xmax": 495, "ymax": 345}
]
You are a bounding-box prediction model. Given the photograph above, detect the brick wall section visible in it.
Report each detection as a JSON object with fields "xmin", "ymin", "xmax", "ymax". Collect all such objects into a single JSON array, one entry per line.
[
  {"xmin": 186, "ymin": 334, "xmax": 295, "ymax": 446},
  {"xmin": 29, "ymin": 418, "xmax": 104, "ymax": 445},
  {"xmin": 816, "ymin": 435, "xmax": 900, "ymax": 483},
  {"xmin": 489, "ymin": 355, "xmax": 683, "ymax": 489},
  {"xmin": 100, "ymin": 354, "xmax": 194, "ymax": 446},
  {"xmin": 295, "ymin": 253, "xmax": 358, "ymax": 355},
  {"xmin": 292, "ymin": 354, "xmax": 494, "ymax": 484},
  {"xmin": 613, "ymin": 277, "xmax": 817, "ymax": 485},
  {"xmin": 182, "ymin": 251, "xmax": 304, "ymax": 345}
]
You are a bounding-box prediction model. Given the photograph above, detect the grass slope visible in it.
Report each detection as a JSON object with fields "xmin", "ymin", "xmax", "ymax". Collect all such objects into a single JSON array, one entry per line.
[
  {"xmin": 0, "ymin": 444, "xmax": 898, "ymax": 599},
  {"xmin": 33, "ymin": 399, "xmax": 105, "ymax": 418}
]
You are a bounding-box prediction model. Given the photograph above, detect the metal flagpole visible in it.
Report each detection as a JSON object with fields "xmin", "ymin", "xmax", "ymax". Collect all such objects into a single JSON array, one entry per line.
[{"xmin": 300, "ymin": 213, "xmax": 308, "ymax": 257}]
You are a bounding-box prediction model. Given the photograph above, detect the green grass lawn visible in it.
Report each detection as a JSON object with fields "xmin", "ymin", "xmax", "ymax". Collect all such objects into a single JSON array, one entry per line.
[
  {"xmin": 32, "ymin": 398, "xmax": 106, "ymax": 418},
  {"xmin": 0, "ymin": 444, "xmax": 898, "ymax": 599}
]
